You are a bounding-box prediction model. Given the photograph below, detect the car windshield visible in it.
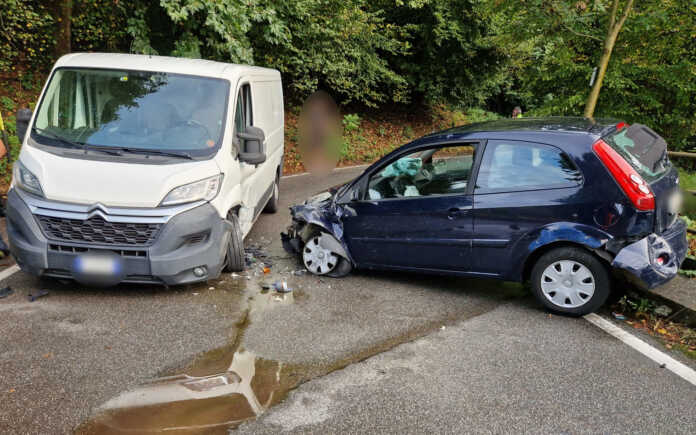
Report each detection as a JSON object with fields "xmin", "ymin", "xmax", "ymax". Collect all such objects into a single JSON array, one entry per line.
[{"xmin": 32, "ymin": 68, "xmax": 229, "ymax": 157}]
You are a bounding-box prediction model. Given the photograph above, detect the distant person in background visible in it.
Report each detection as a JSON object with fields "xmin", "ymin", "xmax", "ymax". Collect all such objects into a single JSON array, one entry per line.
[
  {"xmin": 512, "ymin": 106, "xmax": 523, "ymax": 119},
  {"xmin": 0, "ymin": 113, "xmax": 11, "ymax": 257}
]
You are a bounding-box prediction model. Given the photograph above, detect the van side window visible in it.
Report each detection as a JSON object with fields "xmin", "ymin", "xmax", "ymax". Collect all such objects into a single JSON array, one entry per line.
[
  {"xmin": 233, "ymin": 84, "xmax": 253, "ymax": 153},
  {"xmin": 475, "ymin": 140, "xmax": 582, "ymax": 193}
]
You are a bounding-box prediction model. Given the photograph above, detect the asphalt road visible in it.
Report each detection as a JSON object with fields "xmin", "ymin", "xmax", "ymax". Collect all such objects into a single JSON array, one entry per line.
[{"xmin": 1, "ymin": 166, "xmax": 695, "ymax": 434}]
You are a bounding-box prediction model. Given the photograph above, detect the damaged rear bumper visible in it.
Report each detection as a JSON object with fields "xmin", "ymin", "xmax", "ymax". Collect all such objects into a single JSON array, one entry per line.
[{"xmin": 611, "ymin": 218, "xmax": 687, "ymax": 289}]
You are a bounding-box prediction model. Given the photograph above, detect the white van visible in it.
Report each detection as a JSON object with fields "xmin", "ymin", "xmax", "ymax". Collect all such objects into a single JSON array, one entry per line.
[{"xmin": 7, "ymin": 53, "xmax": 284, "ymax": 286}]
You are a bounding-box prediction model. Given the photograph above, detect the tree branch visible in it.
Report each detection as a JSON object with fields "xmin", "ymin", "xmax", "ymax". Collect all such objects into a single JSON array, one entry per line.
[
  {"xmin": 608, "ymin": 0, "xmax": 620, "ymax": 33},
  {"xmin": 563, "ymin": 24, "xmax": 603, "ymax": 41},
  {"xmin": 615, "ymin": 0, "xmax": 635, "ymax": 31}
]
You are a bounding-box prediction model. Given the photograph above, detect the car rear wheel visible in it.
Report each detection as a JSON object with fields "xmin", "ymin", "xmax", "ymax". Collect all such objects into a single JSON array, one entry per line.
[
  {"xmin": 530, "ymin": 247, "xmax": 610, "ymax": 316},
  {"xmin": 302, "ymin": 232, "xmax": 352, "ymax": 278}
]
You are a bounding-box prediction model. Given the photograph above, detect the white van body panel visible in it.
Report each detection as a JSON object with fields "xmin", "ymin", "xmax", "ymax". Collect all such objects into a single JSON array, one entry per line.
[{"xmin": 18, "ymin": 53, "xmax": 283, "ymax": 238}]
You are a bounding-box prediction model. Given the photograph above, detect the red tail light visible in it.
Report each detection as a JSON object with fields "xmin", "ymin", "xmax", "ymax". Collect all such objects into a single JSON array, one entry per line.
[{"xmin": 593, "ymin": 139, "xmax": 655, "ymax": 211}]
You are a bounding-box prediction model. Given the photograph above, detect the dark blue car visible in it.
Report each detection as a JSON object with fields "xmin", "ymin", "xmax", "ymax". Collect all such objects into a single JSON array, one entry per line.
[{"xmin": 282, "ymin": 117, "xmax": 686, "ymax": 315}]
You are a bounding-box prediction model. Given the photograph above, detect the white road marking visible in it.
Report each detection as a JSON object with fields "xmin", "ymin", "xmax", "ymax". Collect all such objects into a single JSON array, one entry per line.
[
  {"xmin": 585, "ymin": 313, "xmax": 696, "ymax": 386},
  {"xmin": 0, "ymin": 264, "xmax": 20, "ymax": 282},
  {"xmin": 281, "ymin": 164, "xmax": 369, "ymax": 180}
]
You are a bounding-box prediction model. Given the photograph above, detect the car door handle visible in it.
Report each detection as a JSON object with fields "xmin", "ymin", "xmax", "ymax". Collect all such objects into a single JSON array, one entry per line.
[{"xmin": 447, "ymin": 207, "xmax": 468, "ymax": 219}]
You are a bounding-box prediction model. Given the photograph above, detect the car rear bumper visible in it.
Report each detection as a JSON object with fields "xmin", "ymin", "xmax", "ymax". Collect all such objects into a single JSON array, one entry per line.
[
  {"xmin": 611, "ymin": 218, "xmax": 687, "ymax": 290},
  {"xmin": 6, "ymin": 188, "xmax": 229, "ymax": 286}
]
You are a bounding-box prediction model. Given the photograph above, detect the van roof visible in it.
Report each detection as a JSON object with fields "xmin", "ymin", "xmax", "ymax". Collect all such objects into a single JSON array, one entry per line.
[{"xmin": 54, "ymin": 53, "xmax": 280, "ymax": 80}]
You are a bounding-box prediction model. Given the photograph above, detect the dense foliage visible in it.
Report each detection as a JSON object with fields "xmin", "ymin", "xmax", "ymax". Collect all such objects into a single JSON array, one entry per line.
[{"xmin": 2, "ymin": 0, "xmax": 695, "ymax": 148}]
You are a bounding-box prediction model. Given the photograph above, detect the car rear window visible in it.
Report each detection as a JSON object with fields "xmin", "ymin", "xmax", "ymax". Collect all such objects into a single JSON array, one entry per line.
[{"xmin": 603, "ymin": 125, "xmax": 670, "ymax": 183}]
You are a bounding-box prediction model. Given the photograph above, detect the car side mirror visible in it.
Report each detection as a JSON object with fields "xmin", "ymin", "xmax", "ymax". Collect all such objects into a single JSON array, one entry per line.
[
  {"xmin": 237, "ymin": 126, "xmax": 266, "ymax": 165},
  {"xmin": 16, "ymin": 108, "xmax": 32, "ymax": 144}
]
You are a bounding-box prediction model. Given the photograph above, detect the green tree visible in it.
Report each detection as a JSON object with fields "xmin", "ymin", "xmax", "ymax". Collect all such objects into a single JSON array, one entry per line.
[{"xmin": 488, "ymin": 0, "xmax": 696, "ymax": 148}]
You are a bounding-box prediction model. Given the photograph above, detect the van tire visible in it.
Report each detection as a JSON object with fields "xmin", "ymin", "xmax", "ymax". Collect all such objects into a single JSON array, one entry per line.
[
  {"xmin": 263, "ymin": 174, "xmax": 279, "ymax": 214},
  {"xmin": 224, "ymin": 214, "xmax": 245, "ymax": 273},
  {"xmin": 530, "ymin": 247, "xmax": 610, "ymax": 316}
]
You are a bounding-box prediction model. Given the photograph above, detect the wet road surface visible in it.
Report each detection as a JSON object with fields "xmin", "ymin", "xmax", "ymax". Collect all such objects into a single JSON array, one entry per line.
[{"xmin": 1, "ymin": 167, "xmax": 695, "ymax": 433}]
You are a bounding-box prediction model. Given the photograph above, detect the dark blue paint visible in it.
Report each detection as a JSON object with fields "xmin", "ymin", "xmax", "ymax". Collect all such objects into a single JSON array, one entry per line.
[{"xmin": 288, "ymin": 117, "xmax": 686, "ymax": 289}]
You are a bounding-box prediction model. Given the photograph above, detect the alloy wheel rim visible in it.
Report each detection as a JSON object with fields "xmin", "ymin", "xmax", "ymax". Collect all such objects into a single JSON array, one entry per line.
[
  {"xmin": 540, "ymin": 260, "xmax": 595, "ymax": 308},
  {"xmin": 303, "ymin": 236, "xmax": 338, "ymax": 275}
]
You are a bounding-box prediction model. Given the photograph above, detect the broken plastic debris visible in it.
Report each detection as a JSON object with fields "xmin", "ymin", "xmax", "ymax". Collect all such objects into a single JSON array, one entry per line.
[
  {"xmin": 654, "ymin": 305, "xmax": 673, "ymax": 317},
  {"xmin": 0, "ymin": 286, "xmax": 13, "ymax": 299},
  {"xmin": 292, "ymin": 269, "xmax": 307, "ymax": 276},
  {"xmin": 612, "ymin": 312, "xmax": 626, "ymax": 320},
  {"xmin": 273, "ymin": 281, "xmax": 292, "ymax": 293},
  {"xmin": 28, "ymin": 289, "xmax": 49, "ymax": 302}
]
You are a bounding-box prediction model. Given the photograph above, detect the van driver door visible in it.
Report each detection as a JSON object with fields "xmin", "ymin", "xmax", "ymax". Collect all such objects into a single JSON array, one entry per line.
[{"xmin": 233, "ymin": 81, "xmax": 264, "ymax": 227}]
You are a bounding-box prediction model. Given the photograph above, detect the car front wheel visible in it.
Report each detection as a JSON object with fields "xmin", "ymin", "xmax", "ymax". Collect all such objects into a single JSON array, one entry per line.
[{"xmin": 530, "ymin": 247, "xmax": 610, "ymax": 316}]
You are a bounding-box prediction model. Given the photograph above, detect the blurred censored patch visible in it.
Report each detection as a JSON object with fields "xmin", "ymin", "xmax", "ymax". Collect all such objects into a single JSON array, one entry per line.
[{"xmin": 298, "ymin": 91, "xmax": 342, "ymax": 176}]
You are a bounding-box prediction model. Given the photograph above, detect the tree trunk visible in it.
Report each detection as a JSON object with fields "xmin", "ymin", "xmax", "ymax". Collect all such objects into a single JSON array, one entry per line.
[
  {"xmin": 583, "ymin": 34, "xmax": 617, "ymax": 118},
  {"xmin": 583, "ymin": 0, "xmax": 634, "ymax": 119},
  {"xmin": 52, "ymin": 0, "xmax": 73, "ymax": 58}
]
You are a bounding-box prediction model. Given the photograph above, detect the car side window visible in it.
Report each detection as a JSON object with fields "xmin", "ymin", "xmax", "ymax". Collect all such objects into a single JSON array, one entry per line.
[
  {"xmin": 233, "ymin": 84, "xmax": 253, "ymax": 154},
  {"xmin": 475, "ymin": 140, "xmax": 582, "ymax": 193},
  {"xmin": 366, "ymin": 144, "xmax": 476, "ymax": 200}
]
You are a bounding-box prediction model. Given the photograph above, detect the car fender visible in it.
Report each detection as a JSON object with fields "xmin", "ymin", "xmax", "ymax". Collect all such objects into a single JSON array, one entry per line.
[
  {"xmin": 508, "ymin": 222, "xmax": 613, "ymax": 280},
  {"xmin": 289, "ymin": 203, "xmax": 353, "ymax": 263}
]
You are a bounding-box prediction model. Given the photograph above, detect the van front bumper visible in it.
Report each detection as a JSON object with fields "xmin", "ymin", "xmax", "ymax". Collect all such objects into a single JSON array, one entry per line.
[
  {"xmin": 6, "ymin": 189, "xmax": 230, "ymax": 286},
  {"xmin": 611, "ymin": 218, "xmax": 688, "ymax": 290}
]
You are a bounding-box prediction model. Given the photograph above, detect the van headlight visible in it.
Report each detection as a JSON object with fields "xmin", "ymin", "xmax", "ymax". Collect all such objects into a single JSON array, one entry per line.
[
  {"xmin": 161, "ymin": 174, "xmax": 222, "ymax": 206},
  {"xmin": 13, "ymin": 161, "xmax": 44, "ymax": 197}
]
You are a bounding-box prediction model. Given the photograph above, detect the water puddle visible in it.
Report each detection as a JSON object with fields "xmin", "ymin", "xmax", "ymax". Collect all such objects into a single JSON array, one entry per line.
[
  {"xmin": 76, "ymin": 349, "xmax": 304, "ymax": 434},
  {"xmin": 76, "ymin": 274, "xmax": 305, "ymax": 434}
]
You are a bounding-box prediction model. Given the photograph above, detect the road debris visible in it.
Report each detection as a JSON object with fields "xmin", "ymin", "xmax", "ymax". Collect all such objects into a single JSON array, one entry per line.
[
  {"xmin": 273, "ymin": 281, "xmax": 292, "ymax": 293},
  {"xmin": 612, "ymin": 312, "xmax": 626, "ymax": 320},
  {"xmin": 0, "ymin": 286, "xmax": 13, "ymax": 299},
  {"xmin": 292, "ymin": 269, "xmax": 307, "ymax": 276},
  {"xmin": 654, "ymin": 305, "xmax": 673, "ymax": 317},
  {"xmin": 28, "ymin": 289, "xmax": 49, "ymax": 302}
]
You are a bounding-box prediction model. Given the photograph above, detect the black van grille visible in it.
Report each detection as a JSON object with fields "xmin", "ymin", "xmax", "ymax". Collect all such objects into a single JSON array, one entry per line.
[{"xmin": 36, "ymin": 215, "xmax": 161, "ymax": 246}]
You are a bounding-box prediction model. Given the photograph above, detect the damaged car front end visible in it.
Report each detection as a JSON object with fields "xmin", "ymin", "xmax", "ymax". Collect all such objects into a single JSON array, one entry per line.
[{"xmin": 282, "ymin": 185, "xmax": 355, "ymax": 277}]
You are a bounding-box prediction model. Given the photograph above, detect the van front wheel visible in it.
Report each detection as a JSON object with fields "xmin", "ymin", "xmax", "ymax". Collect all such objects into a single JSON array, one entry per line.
[{"xmin": 223, "ymin": 214, "xmax": 245, "ymax": 272}]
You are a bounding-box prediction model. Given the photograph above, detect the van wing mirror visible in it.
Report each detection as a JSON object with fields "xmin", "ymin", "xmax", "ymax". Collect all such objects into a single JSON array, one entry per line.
[
  {"xmin": 237, "ymin": 126, "xmax": 266, "ymax": 165},
  {"xmin": 16, "ymin": 108, "xmax": 32, "ymax": 144}
]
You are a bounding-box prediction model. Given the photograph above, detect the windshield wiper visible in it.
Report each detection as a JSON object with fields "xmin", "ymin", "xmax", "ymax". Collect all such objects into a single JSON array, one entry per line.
[
  {"xmin": 33, "ymin": 128, "xmax": 84, "ymax": 149},
  {"xmin": 115, "ymin": 147, "xmax": 194, "ymax": 160},
  {"xmin": 82, "ymin": 144, "xmax": 124, "ymax": 156}
]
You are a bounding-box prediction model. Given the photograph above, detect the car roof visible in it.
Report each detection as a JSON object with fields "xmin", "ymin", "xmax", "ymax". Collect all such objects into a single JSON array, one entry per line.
[
  {"xmin": 53, "ymin": 53, "xmax": 280, "ymax": 80},
  {"xmin": 421, "ymin": 116, "xmax": 620, "ymax": 147}
]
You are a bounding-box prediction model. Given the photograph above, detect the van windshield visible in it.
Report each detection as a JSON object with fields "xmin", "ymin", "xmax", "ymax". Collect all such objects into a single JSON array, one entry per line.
[{"xmin": 32, "ymin": 68, "xmax": 229, "ymax": 157}]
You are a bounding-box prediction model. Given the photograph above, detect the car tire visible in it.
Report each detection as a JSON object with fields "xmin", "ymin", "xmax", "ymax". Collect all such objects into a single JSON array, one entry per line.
[
  {"xmin": 263, "ymin": 173, "xmax": 279, "ymax": 214},
  {"xmin": 530, "ymin": 247, "xmax": 610, "ymax": 316},
  {"xmin": 302, "ymin": 231, "xmax": 352, "ymax": 277},
  {"xmin": 223, "ymin": 214, "xmax": 245, "ymax": 273},
  {"xmin": 327, "ymin": 257, "xmax": 353, "ymax": 278}
]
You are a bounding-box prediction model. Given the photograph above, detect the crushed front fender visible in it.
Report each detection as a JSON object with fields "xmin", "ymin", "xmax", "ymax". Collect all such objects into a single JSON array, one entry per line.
[
  {"xmin": 611, "ymin": 218, "xmax": 687, "ymax": 289},
  {"xmin": 280, "ymin": 195, "xmax": 354, "ymax": 264}
]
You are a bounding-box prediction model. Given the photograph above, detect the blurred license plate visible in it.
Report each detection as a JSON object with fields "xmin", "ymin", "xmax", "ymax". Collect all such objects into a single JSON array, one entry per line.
[{"xmin": 74, "ymin": 253, "xmax": 121, "ymax": 275}]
